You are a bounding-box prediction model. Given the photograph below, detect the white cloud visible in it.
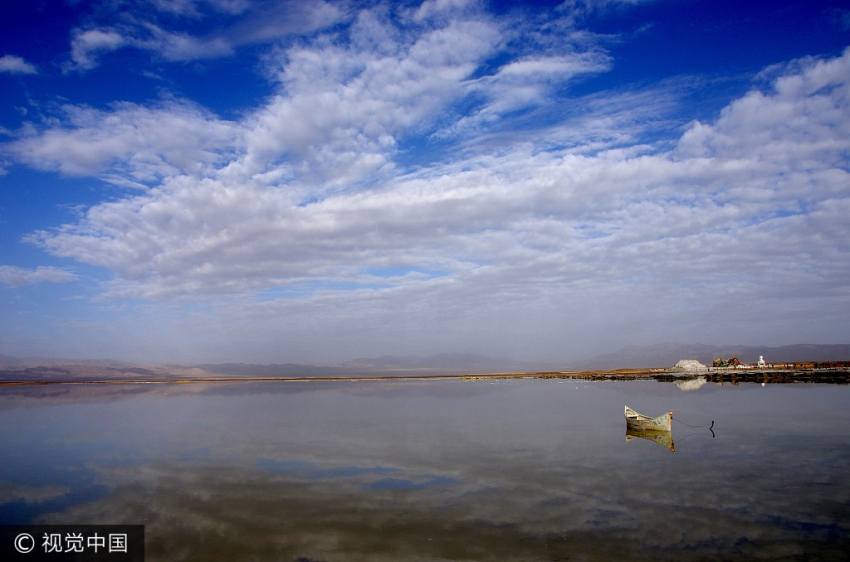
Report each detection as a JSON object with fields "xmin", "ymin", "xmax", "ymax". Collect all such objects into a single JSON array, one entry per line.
[
  {"xmin": 232, "ymin": 0, "xmax": 345, "ymax": 44},
  {"xmin": 463, "ymin": 51, "xmax": 611, "ymax": 125},
  {"xmin": 678, "ymin": 49, "xmax": 850, "ymax": 167},
  {"xmin": 242, "ymin": 12, "xmax": 500, "ymax": 189},
  {"xmin": 0, "ymin": 266, "xmax": 77, "ymax": 288},
  {"xmin": 496, "ymin": 54, "xmax": 608, "ymax": 78},
  {"xmin": 146, "ymin": 0, "xmax": 251, "ymax": 17},
  {"xmin": 66, "ymin": 28, "xmax": 128, "ymax": 72},
  {"xmin": 412, "ymin": 0, "xmax": 481, "ymax": 22},
  {"xmin": 139, "ymin": 24, "xmax": 235, "ymax": 60},
  {"xmin": 7, "ymin": 101, "xmax": 239, "ymax": 185},
  {"xmin": 67, "ymin": 24, "xmax": 237, "ymax": 71},
  {"xmin": 0, "ymin": 54, "xmax": 38, "ymax": 75},
  {"xmin": 26, "ymin": 32, "xmax": 850, "ymax": 302},
  {"xmin": 64, "ymin": 0, "xmax": 346, "ymax": 72}
]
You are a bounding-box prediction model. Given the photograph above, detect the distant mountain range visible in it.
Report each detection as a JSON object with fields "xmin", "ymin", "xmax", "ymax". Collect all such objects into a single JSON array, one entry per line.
[
  {"xmin": 0, "ymin": 354, "xmax": 132, "ymax": 370},
  {"xmin": 196, "ymin": 352, "xmax": 537, "ymax": 377},
  {"xmin": 0, "ymin": 352, "xmax": 540, "ymax": 380},
  {"xmin": 1, "ymin": 344, "xmax": 848, "ymax": 381}
]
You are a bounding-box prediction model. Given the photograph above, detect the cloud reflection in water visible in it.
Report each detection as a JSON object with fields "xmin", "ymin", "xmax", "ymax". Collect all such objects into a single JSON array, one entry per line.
[{"xmin": 0, "ymin": 379, "xmax": 848, "ymax": 560}]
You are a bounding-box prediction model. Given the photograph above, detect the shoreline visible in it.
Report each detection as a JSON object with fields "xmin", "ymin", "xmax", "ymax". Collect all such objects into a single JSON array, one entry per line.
[{"xmin": 1, "ymin": 367, "xmax": 848, "ymax": 386}]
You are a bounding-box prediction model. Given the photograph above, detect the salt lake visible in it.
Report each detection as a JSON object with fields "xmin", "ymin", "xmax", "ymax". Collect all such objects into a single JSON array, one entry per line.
[{"xmin": 1, "ymin": 377, "xmax": 849, "ymax": 560}]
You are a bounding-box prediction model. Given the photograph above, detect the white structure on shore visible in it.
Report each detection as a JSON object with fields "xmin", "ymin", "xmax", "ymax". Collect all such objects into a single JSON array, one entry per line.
[
  {"xmin": 758, "ymin": 355, "xmax": 766, "ymax": 368},
  {"xmin": 673, "ymin": 359, "xmax": 708, "ymax": 372}
]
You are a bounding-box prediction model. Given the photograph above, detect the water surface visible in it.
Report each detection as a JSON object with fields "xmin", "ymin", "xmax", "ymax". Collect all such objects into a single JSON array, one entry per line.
[{"xmin": 1, "ymin": 378, "xmax": 848, "ymax": 560}]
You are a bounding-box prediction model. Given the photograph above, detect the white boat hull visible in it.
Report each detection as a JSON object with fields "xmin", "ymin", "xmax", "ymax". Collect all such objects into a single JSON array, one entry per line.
[{"xmin": 624, "ymin": 405, "xmax": 672, "ymax": 432}]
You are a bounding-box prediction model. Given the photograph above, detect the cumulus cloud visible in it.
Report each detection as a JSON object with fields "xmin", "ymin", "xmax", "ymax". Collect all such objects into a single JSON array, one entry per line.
[
  {"xmin": 678, "ymin": 50, "xmax": 850, "ymax": 167},
  {"xmin": 0, "ymin": 266, "xmax": 77, "ymax": 288},
  {"xmin": 0, "ymin": 54, "xmax": 38, "ymax": 75},
  {"xmin": 7, "ymin": 101, "xmax": 239, "ymax": 186},
  {"xmin": 242, "ymin": 11, "xmax": 500, "ymax": 190},
  {"xmin": 26, "ymin": 37, "xmax": 850, "ymax": 301}
]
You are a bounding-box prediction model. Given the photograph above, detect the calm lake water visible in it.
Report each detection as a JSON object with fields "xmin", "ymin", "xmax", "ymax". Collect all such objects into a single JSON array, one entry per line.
[{"xmin": 1, "ymin": 378, "xmax": 849, "ymax": 561}]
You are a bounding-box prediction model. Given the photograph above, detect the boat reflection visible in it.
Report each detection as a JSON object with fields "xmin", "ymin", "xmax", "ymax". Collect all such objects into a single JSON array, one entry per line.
[{"xmin": 626, "ymin": 426, "xmax": 675, "ymax": 452}]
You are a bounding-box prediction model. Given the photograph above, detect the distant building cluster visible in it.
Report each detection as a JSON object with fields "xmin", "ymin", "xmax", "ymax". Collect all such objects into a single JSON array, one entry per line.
[
  {"xmin": 673, "ymin": 355, "xmax": 769, "ymax": 372},
  {"xmin": 672, "ymin": 356, "xmax": 850, "ymax": 372}
]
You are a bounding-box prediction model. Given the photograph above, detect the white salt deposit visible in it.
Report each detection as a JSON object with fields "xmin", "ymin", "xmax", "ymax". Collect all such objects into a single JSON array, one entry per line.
[{"xmin": 673, "ymin": 359, "xmax": 708, "ymax": 372}]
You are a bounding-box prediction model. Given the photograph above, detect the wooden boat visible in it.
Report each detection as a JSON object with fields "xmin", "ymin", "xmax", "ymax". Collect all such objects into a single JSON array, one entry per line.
[
  {"xmin": 626, "ymin": 426, "xmax": 674, "ymax": 452},
  {"xmin": 624, "ymin": 405, "xmax": 672, "ymax": 431}
]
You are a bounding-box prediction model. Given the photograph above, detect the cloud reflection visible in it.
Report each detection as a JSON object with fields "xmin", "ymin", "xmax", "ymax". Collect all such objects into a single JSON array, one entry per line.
[{"xmin": 2, "ymin": 380, "xmax": 848, "ymax": 560}]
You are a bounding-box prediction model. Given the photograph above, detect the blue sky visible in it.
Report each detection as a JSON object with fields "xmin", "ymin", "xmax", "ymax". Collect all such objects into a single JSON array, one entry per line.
[{"xmin": 1, "ymin": 0, "xmax": 849, "ymax": 364}]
